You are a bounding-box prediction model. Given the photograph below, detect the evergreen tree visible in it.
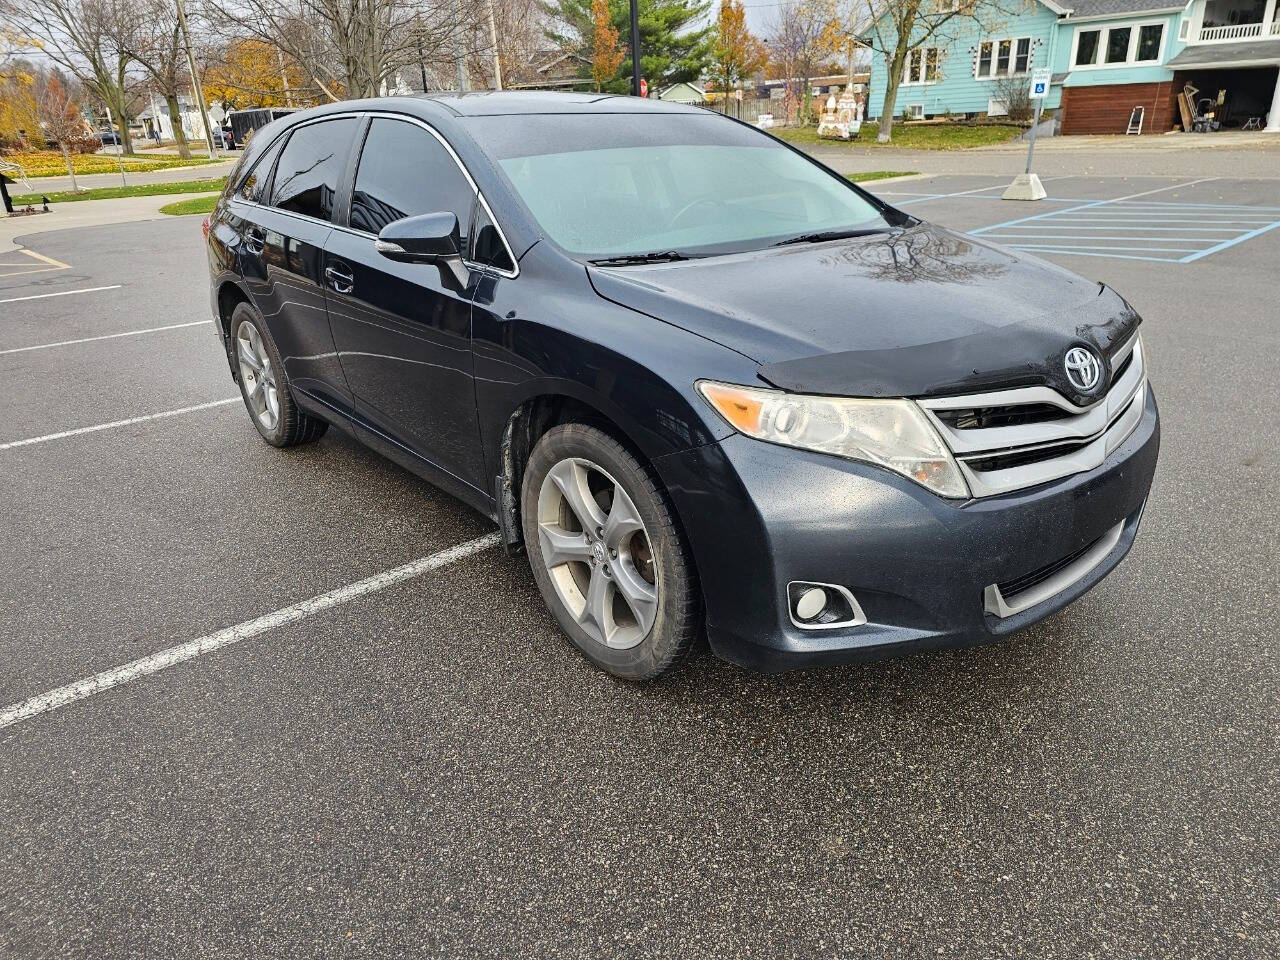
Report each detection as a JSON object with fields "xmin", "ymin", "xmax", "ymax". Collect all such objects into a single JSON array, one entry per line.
[{"xmin": 547, "ymin": 0, "xmax": 712, "ymax": 93}]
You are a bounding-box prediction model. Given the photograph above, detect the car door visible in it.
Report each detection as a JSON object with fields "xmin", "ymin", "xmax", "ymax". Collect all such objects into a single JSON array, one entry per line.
[
  {"xmin": 322, "ymin": 116, "xmax": 487, "ymax": 493},
  {"xmin": 240, "ymin": 116, "xmax": 359, "ymax": 410}
]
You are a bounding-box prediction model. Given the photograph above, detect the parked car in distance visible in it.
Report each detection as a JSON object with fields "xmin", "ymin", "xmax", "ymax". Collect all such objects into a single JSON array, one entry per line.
[
  {"xmin": 95, "ymin": 130, "xmax": 121, "ymax": 147},
  {"xmin": 204, "ymin": 93, "xmax": 1159, "ymax": 679}
]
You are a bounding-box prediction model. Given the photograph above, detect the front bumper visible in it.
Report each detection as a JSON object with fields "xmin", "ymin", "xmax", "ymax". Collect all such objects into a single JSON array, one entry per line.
[{"xmin": 656, "ymin": 387, "xmax": 1160, "ymax": 671}]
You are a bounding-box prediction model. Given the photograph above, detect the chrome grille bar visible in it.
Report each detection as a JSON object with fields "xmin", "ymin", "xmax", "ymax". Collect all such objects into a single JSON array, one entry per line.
[{"xmin": 919, "ymin": 337, "xmax": 1146, "ymax": 497}]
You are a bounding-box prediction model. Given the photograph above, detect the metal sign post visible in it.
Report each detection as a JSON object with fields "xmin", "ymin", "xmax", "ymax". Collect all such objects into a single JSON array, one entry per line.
[
  {"xmin": 1002, "ymin": 67, "xmax": 1053, "ymax": 201},
  {"xmin": 629, "ymin": 0, "xmax": 641, "ymax": 97},
  {"xmin": 104, "ymin": 105, "xmax": 127, "ymax": 187}
]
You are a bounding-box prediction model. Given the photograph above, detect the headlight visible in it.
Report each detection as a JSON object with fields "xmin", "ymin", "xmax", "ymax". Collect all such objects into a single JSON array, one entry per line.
[{"xmin": 698, "ymin": 380, "xmax": 969, "ymax": 499}]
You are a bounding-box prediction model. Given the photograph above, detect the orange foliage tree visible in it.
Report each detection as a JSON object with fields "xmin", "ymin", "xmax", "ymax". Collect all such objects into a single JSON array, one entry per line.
[
  {"xmin": 709, "ymin": 0, "xmax": 767, "ymax": 113},
  {"xmin": 590, "ymin": 0, "xmax": 624, "ymax": 91}
]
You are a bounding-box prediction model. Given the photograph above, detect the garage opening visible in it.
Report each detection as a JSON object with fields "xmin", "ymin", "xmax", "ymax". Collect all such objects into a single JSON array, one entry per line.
[{"xmin": 1173, "ymin": 66, "xmax": 1279, "ymax": 129}]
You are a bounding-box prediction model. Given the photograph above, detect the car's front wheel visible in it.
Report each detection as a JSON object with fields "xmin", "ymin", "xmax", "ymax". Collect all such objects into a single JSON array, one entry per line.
[{"xmin": 521, "ymin": 423, "xmax": 700, "ymax": 680}]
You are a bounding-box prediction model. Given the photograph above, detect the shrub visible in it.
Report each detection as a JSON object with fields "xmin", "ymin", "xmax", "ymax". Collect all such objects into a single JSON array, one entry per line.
[{"xmin": 993, "ymin": 75, "xmax": 1033, "ymax": 123}]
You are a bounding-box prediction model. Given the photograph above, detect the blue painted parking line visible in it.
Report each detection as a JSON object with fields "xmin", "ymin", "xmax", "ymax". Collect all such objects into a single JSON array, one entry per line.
[
  {"xmin": 1181, "ymin": 221, "xmax": 1280, "ymax": 263},
  {"xmin": 968, "ymin": 180, "xmax": 1280, "ymax": 264}
]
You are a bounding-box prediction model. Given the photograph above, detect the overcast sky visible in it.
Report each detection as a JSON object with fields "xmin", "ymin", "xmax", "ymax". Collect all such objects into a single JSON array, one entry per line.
[{"xmin": 739, "ymin": 0, "xmax": 784, "ymax": 35}]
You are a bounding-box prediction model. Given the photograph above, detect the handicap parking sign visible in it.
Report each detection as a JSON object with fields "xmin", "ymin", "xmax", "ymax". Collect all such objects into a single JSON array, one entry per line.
[{"xmin": 1029, "ymin": 68, "xmax": 1052, "ymax": 100}]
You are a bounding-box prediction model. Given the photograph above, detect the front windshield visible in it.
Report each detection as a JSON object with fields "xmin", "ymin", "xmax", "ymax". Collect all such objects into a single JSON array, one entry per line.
[{"xmin": 466, "ymin": 113, "xmax": 892, "ymax": 259}]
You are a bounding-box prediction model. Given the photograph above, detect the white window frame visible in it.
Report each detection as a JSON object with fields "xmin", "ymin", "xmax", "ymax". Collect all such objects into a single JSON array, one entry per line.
[
  {"xmin": 974, "ymin": 36, "xmax": 1035, "ymax": 80},
  {"xmin": 1069, "ymin": 19, "xmax": 1167, "ymax": 70},
  {"xmin": 902, "ymin": 46, "xmax": 943, "ymax": 85}
]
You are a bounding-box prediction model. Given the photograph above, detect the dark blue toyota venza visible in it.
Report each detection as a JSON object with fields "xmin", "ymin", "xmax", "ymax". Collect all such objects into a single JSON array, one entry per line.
[{"xmin": 204, "ymin": 92, "xmax": 1159, "ymax": 679}]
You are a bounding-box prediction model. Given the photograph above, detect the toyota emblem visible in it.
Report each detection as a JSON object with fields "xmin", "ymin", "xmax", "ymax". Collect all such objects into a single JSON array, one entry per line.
[{"xmin": 1064, "ymin": 346, "xmax": 1102, "ymax": 392}]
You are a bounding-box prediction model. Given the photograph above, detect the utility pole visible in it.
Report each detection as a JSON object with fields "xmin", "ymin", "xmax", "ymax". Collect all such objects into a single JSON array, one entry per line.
[
  {"xmin": 174, "ymin": 0, "xmax": 219, "ymax": 158},
  {"xmin": 487, "ymin": 0, "xmax": 503, "ymax": 90},
  {"xmin": 629, "ymin": 0, "xmax": 640, "ymax": 97}
]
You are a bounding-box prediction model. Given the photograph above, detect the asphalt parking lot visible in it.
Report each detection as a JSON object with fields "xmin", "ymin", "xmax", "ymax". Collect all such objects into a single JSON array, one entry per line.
[{"xmin": 1, "ymin": 174, "xmax": 1277, "ymax": 958}]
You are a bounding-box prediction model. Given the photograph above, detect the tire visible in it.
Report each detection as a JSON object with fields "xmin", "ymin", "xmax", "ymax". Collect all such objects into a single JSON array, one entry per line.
[
  {"xmin": 521, "ymin": 423, "xmax": 700, "ymax": 680},
  {"xmin": 230, "ymin": 302, "xmax": 327, "ymax": 447}
]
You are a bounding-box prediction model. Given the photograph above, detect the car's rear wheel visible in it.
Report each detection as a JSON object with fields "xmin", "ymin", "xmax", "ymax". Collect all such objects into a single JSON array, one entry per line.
[
  {"xmin": 521, "ymin": 423, "xmax": 699, "ymax": 680},
  {"xmin": 230, "ymin": 302, "xmax": 327, "ymax": 447}
]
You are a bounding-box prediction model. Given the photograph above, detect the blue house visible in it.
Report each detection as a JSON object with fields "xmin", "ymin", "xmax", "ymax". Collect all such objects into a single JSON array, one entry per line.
[{"xmin": 864, "ymin": 0, "xmax": 1280, "ymax": 133}]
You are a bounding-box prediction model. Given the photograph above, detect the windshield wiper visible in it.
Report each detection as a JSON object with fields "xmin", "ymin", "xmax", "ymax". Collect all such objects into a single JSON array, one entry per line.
[
  {"xmin": 772, "ymin": 227, "xmax": 891, "ymax": 247},
  {"xmin": 588, "ymin": 250, "xmax": 690, "ymax": 266}
]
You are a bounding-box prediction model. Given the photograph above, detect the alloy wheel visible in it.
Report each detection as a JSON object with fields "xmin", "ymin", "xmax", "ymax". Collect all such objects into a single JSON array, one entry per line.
[
  {"xmin": 536, "ymin": 457, "xmax": 658, "ymax": 650},
  {"xmin": 236, "ymin": 321, "xmax": 280, "ymax": 432}
]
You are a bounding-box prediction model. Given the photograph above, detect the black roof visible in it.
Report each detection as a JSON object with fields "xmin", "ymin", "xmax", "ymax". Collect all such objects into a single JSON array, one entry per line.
[{"xmin": 418, "ymin": 90, "xmax": 703, "ymax": 117}]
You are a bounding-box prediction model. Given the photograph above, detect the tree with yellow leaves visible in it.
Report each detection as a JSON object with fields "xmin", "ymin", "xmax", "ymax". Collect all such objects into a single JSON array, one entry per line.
[
  {"xmin": 0, "ymin": 58, "xmax": 41, "ymax": 149},
  {"xmin": 709, "ymin": 0, "xmax": 766, "ymax": 113},
  {"xmin": 202, "ymin": 39, "xmax": 311, "ymax": 110},
  {"xmin": 590, "ymin": 0, "xmax": 624, "ymax": 92}
]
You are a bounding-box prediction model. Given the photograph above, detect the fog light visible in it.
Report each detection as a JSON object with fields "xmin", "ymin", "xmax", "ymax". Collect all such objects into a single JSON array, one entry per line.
[
  {"xmin": 794, "ymin": 587, "xmax": 827, "ymax": 621},
  {"xmin": 787, "ymin": 581, "xmax": 868, "ymax": 631}
]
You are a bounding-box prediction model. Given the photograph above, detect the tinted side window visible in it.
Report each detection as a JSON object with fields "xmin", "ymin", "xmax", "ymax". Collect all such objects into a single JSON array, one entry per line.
[
  {"xmin": 271, "ymin": 117, "xmax": 358, "ymax": 221},
  {"xmin": 471, "ymin": 205, "xmax": 515, "ymax": 273},
  {"xmin": 237, "ymin": 136, "xmax": 285, "ymax": 203},
  {"xmin": 350, "ymin": 118, "xmax": 473, "ymax": 235}
]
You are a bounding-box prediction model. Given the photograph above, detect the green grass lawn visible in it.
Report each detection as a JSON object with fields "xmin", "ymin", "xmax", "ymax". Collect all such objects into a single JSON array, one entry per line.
[
  {"xmin": 160, "ymin": 195, "xmax": 219, "ymax": 216},
  {"xmin": 774, "ymin": 122, "xmax": 1022, "ymax": 150},
  {"xmin": 846, "ymin": 170, "xmax": 917, "ymax": 182},
  {"xmin": 12, "ymin": 178, "xmax": 227, "ymax": 206}
]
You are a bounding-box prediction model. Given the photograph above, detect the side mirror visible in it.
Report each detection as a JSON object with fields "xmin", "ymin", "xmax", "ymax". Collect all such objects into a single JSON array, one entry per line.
[{"xmin": 375, "ymin": 212, "xmax": 468, "ymax": 286}]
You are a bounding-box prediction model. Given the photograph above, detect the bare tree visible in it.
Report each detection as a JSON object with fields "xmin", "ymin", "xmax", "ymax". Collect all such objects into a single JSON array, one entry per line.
[
  {"xmin": 112, "ymin": 0, "xmax": 196, "ymax": 157},
  {"xmin": 1, "ymin": 0, "xmax": 140, "ymax": 153},
  {"xmin": 35, "ymin": 67, "xmax": 93, "ymax": 186},
  {"xmin": 488, "ymin": 0, "xmax": 548, "ymax": 89},
  {"xmin": 205, "ymin": 0, "xmax": 479, "ymax": 100},
  {"xmin": 854, "ymin": 0, "xmax": 1019, "ymax": 142},
  {"xmin": 767, "ymin": 0, "xmax": 836, "ymax": 125}
]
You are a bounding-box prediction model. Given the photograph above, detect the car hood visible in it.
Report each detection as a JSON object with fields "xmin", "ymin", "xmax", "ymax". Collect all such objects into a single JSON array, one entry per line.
[{"xmin": 587, "ymin": 223, "xmax": 1141, "ymax": 403}]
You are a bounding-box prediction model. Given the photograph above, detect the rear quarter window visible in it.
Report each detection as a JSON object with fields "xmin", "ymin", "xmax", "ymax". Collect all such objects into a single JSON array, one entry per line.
[{"xmin": 233, "ymin": 135, "xmax": 285, "ymax": 204}]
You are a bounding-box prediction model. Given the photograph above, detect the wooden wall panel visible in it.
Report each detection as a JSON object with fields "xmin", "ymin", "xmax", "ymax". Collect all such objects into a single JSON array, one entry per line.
[{"xmin": 1060, "ymin": 82, "xmax": 1177, "ymax": 135}]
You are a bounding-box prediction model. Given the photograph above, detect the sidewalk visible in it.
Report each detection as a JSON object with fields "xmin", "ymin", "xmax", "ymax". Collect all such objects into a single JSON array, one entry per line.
[
  {"xmin": 0, "ymin": 192, "xmax": 212, "ymax": 253},
  {"xmin": 21, "ymin": 159, "xmax": 239, "ymax": 196},
  {"xmin": 804, "ymin": 134, "xmax": 1280, "ymax": 179}
]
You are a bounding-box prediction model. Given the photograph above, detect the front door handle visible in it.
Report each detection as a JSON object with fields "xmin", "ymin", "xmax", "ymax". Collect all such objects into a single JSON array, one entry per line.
[{"xmin": 324, "ymin": 264, "xmax": 354, "ymax": 294}]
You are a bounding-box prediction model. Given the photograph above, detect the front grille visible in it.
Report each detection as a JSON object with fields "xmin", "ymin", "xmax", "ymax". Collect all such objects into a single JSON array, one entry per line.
[
  {"xmin": 997, "ymin": 536, "xmax": 1099, "ymax": 599},
  {"xmin": 919, "ymin": 336, "xmax": 1146, "ymax": 498},
  {"xmin": 933, "ymin": 402, "xmax": 1069, "ymax": 430},
  {"xmin": 1112, "ymin": 348, "xmax": 1134, "ymax": 384},
  {"xmin": 964, "ymin": 438, "xmax": 1091, "ymax": 473}
]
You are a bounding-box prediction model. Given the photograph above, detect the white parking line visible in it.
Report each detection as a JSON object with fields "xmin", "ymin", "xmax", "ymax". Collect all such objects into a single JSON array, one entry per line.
[
  {"xmin": 0, "ymin": 398, "xmax": 238, "ymax": 450},
  {"xmin": 0, "ymin": 533, "xmax": 501, "ymax": 731},
  {"xmin": 0, "ymin": 320, "xmax": 208, "ymax": 356},
  {"xmin": 0, "ymin": 285, "xmax": 122, "ymax": 305}
]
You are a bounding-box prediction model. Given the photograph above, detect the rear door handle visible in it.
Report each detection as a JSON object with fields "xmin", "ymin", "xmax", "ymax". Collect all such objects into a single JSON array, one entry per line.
[
  {"xmin": 325, "ymin": 264, "xmax": 354, "ymax": 294},
  {"xmin": 243, "ymin": 227, "xmax": 265, "ymax": 255}
]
